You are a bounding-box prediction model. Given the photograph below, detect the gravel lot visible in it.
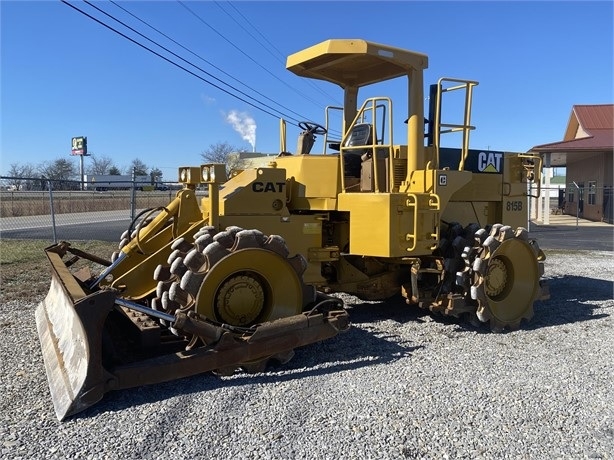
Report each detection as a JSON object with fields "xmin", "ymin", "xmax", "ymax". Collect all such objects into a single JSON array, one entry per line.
[{"xmin": 1, "ymin": 249, "xmax": 612, "ymax": 459}]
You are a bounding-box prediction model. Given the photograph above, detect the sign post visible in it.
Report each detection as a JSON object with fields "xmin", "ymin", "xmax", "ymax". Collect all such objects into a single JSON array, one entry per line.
[{"xmin": 71, "ymin": 136, "xmax": 90, "ymax": 190}]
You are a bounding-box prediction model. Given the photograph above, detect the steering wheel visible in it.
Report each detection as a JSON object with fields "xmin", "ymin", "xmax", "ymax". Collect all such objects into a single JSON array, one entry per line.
[{"xmin": 299, "ymin": 121, "xmax": 327, "ymax": 135}]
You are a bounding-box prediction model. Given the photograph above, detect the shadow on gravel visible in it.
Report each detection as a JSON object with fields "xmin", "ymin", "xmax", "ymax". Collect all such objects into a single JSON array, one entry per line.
[
  {"xmin": 77, "ymin": 317, "xmax": 424, "ymax": 420},
  {"xmin": 346, "ymin": 295, "xmax": 484, "ymax": 333},
  {"xmin": 72, "ymin": 276, "xmax": 612, "ymax": 420},
  {"xmin": 340, "ymin": 275, "xmax": 612, "ymax": 334},
  {"xmin": 529, "ymin": 275, "xmax": 612, "ymax": 329},
  {"xmin": 344, "ymin": 295, "xmax": 428, "ymax": 325}
]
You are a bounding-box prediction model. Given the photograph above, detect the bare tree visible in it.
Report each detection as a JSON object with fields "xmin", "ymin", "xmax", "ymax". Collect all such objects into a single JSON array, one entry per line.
[
  {"xmin": 8, "ymin": 163, "xmax": 22, "ymax": 177},
  {"xmin": 12, "ymin": 163, "xmax": 37, "ymax": 190},
  {"xmin": 126, "ymin": 158, "xmax": 148, "ymax": 176},
  {"xmin": 38, "ymin": 158, "xmax": 76, "ymax": 181},
  {"xmin": 38, "ymin": 158, "xmax": 77, "ymax": 189},
  {"xmin": 22, "ymin": 164, "xmax": 37, "ymax": 190},
  {"xmin": 201, "ymin": 142, "xmax": 247, "ymax": 175},
  {"xmin": 21, "ymin": 163, "xmax": 36, "ymax": 180},
  {"xmin": 9, "ymin": 163, "xmax": 26, "ymax": 190},
  {"xmin": 86, "ymin": 155, "xmax": 117, "ymax": 175}
]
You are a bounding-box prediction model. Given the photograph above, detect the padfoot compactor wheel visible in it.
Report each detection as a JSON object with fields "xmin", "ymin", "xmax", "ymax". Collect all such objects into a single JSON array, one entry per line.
[
  {"xmin": 151, "ymin": 226, "xmax": 310, "ymax": 372},
  {"xmin": 457, "ymin": 224, "xmax": 546, "ymax": 332},
  {"xmin": 36, "ymin": 235, "xmax": 348, "ymax": 420}
]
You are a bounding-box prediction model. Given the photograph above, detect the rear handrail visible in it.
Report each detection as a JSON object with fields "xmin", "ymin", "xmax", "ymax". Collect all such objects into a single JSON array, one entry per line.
[{"xmin": 430, "ymin": 78, "xmax": 479, "ymax": 171}]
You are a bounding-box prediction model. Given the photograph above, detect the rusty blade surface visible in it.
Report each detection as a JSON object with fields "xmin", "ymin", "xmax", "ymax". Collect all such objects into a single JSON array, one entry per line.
[{"xmin": 36, "ymin": 249, "xmax": 116, "ymax": 421}]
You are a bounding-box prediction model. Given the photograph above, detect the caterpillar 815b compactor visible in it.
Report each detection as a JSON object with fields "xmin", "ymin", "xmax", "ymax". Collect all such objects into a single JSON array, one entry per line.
[{"xmin": 37, "ymin": 39, "xmax": 549, "ymax": 420}]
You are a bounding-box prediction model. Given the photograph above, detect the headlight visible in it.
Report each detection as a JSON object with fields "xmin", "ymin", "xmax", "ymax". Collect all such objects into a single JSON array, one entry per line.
[
  {"xmin": 179, "ymin": 168, "xmax": 190, "ymax": 182},
  {"xmin": 199, "ymin": 163, "xmax": 226, "ymax": 184},
  {"xmin": 178, "ymin": 166, "xmax": 201, "ymax": 184}
]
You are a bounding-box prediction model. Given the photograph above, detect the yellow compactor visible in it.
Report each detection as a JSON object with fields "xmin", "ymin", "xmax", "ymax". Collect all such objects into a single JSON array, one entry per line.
[{"xmin": 37, "ymin": 39, "xmax": 549, "ymax": 420}]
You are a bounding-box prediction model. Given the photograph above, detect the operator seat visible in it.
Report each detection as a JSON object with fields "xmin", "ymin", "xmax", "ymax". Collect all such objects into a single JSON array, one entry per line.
[
  {"xmin": 343, "ymin": 123, "xmax": 373, "ymax": 177},
  {"xmin": 345, "ymin": 123, "xmax": 372, "ymax": 147}
]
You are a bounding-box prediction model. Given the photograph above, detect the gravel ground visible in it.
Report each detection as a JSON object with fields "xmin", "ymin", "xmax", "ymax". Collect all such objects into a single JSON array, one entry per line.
[{"xmin": 1, "ymin": 250, "xmax": 612, "ymax": 459}]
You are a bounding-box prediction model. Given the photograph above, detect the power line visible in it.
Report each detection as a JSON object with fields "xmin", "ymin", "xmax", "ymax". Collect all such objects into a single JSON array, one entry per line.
[
  {"xmin": 177, "ymin": 0, "xmax": 328, "ymax": 110},
  {"xmin": 214, "ymin": 0, "xmax": 286, "ymax": 63},
  {"xmin": 217, "ymin": 1, "xmax": 342, "ymax": 106},
  {"xmin": 61, "ymin": 1, "xmax": 343, "ymax": 140},
  {"xmin": 78, "ymin": 0, "xmax": 304, "ymax": 125},
  {"xmin": 107, "ymin": 0, "xmax": 313, "ymax": 124},
  {"xmin": 61, "ymin": 1, "xmax": 288, "ymax": 122}
]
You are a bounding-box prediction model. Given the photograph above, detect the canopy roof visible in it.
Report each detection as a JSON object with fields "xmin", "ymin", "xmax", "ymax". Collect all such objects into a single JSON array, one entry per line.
[{"xmin": 286, "ymin": 39, "xmax": 428, "ymax": 88}]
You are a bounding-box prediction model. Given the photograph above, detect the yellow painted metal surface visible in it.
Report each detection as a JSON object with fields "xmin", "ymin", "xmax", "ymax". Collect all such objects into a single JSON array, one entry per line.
[
  {"xmin": 107, "ymin": 190, "xmax": 206, "ymax": 299},
  {"xmin": 439, "ymin": 172, "xmax": 501, "ymax": 227},
  {"xmin": 219, "ymin": 167, "xmax": 288, "ymax": 216},
  {"xmin": 216, "ymin": 213, "xmax": 328, "ymax": 285},
  {"xmin": 440, "ymin": 201, "xmax": 491, "ymax": 228},
  {"xmin": 194, "ymin": 247, "xmax": 303, "ymax": 324},
  {"xmin": 286, "ymin": 39, "xmax": 428, "ymax": 88},
  {"xmin": 274, "ymin": 155, "xmax": 341, "ymax": 210},
  {"xmin": 337, "ymin": 192, "xmax": 437, "ymax": 257},
  {"xmin": 501, "ymin": 153, "xmax": 534, "ymax": 228}
]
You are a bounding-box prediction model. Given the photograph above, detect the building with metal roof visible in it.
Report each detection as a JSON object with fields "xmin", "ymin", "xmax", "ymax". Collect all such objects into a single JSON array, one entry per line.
[{"xmin": 530, "ymin": 104, "xmax": 613, "ymax": 223}]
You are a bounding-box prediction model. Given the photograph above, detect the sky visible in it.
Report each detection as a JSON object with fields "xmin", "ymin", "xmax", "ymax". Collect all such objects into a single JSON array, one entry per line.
[{"xmin": 1, "ymin": 0, "xmax": 613, "ymax": 180}]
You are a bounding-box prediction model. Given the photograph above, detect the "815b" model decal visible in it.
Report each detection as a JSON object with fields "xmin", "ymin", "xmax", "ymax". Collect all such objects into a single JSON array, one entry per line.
[{"xmin": 506, "ymin": 200, "xmax": 523, "ymax": 211}]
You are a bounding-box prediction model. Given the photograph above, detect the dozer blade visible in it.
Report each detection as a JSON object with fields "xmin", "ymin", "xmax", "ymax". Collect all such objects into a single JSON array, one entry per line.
[
  {"xmin": 36, "ymin": 249, "xmax": 117, "ymax": 421},
  {"xmin": 37, "ymin": 243, "xmax": 350, "ymax": 421}
]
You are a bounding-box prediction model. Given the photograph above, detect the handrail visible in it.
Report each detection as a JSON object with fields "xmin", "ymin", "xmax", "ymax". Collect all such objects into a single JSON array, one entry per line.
[
  {"xmin": 323, "ymin": 105, "xmax": 343, "ymax": 155},
  {"xmin": 404, "ymin": 192, "xmax": 441, "ymax": 253},
  {"xmin": 279, "ymin": 119, "xmax": 287, "ymax": 153},
  {"xmin": 339, "ymin": 97, "xmax": 394, "ymax": 192},
  {"xmin": 432, "ymin": 78, "xmax": 479, "ymax": 171},
  {"xmin": 405, "ymin": 194, "xmax": 418, "ymax": 252}
]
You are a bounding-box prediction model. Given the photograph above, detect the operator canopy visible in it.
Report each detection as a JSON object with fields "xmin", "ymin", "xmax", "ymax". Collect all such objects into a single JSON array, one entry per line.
[{"xmin": 286, "ymin": 39, "xmax": 428, "ymax": 88}]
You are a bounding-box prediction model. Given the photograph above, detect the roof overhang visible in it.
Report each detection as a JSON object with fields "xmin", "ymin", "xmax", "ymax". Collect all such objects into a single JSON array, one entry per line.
[{"xmin": 530, "ymin": 130, "xmax": 613, "ymax": 167}]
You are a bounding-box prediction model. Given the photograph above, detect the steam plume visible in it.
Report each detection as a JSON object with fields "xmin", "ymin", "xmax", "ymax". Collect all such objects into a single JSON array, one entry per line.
[{"xmin": 226, "ymin": 110, "xmax": 256, "ymax": 152}]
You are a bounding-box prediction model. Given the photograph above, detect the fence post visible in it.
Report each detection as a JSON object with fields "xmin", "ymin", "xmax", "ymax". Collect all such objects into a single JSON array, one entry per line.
[
  {"xmin": 48, "ymin": 180, "xmax": 58, "ymax": 244},
  {"xmin": 130, "ymin": 167, "xmax": 136, "ymax": 222},
  {"xmin": 572, "ymin": 181, "xmax": 580, "ymax": 230}
]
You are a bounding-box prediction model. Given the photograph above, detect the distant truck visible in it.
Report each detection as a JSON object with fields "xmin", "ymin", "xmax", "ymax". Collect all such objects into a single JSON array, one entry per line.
[{"xmin": 83, "ymin": 175, "xmax": 151, "ymax": 191}]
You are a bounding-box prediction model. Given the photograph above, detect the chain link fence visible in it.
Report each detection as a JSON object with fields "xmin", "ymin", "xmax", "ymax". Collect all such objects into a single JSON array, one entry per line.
[
  {"xmin": 3, "ymin": 176, "xmax": 609, "ymax": 249},
  {"xmin": 0, "ymin": 176, "xmax": 182, "ymax": 244}
]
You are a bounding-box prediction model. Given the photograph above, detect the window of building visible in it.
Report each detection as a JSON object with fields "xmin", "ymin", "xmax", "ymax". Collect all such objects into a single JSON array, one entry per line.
[
  {"xmin": 568, "ymin": 186, "xmax": 574, "ymax": 203},
  {"xmin": 588, "ymin": 181, "xmax": 596, "ymax": 205}
]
